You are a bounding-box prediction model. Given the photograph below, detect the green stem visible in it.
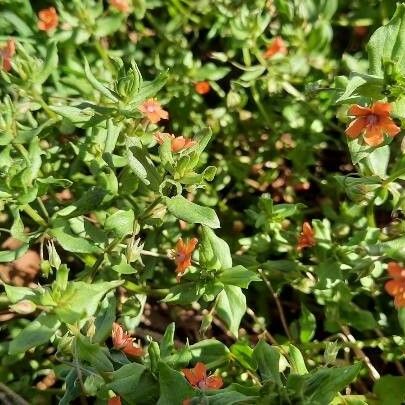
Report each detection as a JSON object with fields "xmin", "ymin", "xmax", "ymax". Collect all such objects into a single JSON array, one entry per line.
[
  {"xmin": 123, "ymin": 281, "xmax": 168, "ymax": 298},
  {"xmin": 139, "ymin": 196, "xmax": 163, "ymax": 221},
  {"xmin": 22, "ymin": 205, "xmax": 47, "ymax": 227},
  {"xmin": 382, "ymin": 166, "xmax": 405, "ymax": 186},
  {"xmin": 366, "ymin": 201, "xmax": 376, "ymax": 227},
  {"xmin": 94, "ymin": 41, "xmax": 114, "ymax": 72},
  {"xmin": 37, "ymin": 197, "xmax": 49, "ymax": 220},
  {"xmin": 12, "ymin": 143, "xmax": 30, "ymax": 162},
  {"xmin": 86, "ymin": 238, "xmax": 122, "ymax": 282}
]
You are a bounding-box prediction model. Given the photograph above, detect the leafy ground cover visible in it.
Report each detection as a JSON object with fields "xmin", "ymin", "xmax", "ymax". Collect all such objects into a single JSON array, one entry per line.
[{"xmin": 1, "ymin": 0, "xmax": 405, "ymax": 404}]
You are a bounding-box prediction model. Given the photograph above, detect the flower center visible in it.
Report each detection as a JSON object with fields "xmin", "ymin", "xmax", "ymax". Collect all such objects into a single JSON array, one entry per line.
[
  {"xmin": 176, "ymin": 252, "xmax": 186, "ymax": 262},
  {"xmin": 146, "ymin": 105, "xmax": 156, "ymax": 113},
  {"xmin": 366, "ymin": 114, "xmax": 378, "ymax": 125}
]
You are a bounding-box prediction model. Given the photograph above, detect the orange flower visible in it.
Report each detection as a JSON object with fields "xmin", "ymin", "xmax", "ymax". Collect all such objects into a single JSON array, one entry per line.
[
  {"xmin": 173, "ymin": 238, "xmax": 198, "ymax": 279},
  {"xmin": 182, "ymin": 400, "xmax": 191, "ymax": 405},
  {"xmin": 182, "ymin": 362, "xmax": 223, "ymax": 390},
  {"xmin": 0, "ymin": 39, "xmax": 15, "ymax": 72},
  {"xmin": 263, "ymin": 36, "xmax": 287, "ymax": 59},
  {"xmin": 112, "ymin": 322, "xmax": 143, "ymax": 357},
  {"xmin": 138, "ymin": 98, "xmax": 169, "ymax": 124},
  {"xmin": 38, "ymin": 7, "xmax": 59, "ymax": 32},
  {"xmin": 297, "ymin": 222, "xmax": 315, "ymax": 250},
  {"xmin": 109, "ymin": 0, "xmax": 130, "ymax": 13},
  {"xmin": 155, "ymin": 132, "xmax": 196, "ymax": 153},
  {"xmin": 195, "ymin": 81, "xmax": 211, "ymax": 95},
  {"xmin": 108, "ymin": 397, "xmax": 122, "ymax": 405},
  {"xmin": 345, "ymin": 102, "xmax": 400, "ymax": 147},
  {"xmin": 385, "ymin": 262, "xmax": 405, "ymax": 308}
]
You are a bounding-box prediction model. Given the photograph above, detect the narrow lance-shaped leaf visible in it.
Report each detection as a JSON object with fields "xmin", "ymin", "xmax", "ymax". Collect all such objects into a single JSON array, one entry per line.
[
  {"xmin": 36, "ymin": 42, "xmax": 58, "ymax": 84},
  {"xmin": 83, "ymin": 57, "xmax": 120, "ymax": 101}
]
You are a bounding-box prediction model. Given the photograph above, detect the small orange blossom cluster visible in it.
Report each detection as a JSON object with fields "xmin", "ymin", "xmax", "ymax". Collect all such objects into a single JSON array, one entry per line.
[
  {"xmin": 345, "ymin": 101, "xmax": 400, "ymax": 147},
  {"xmin": 385, "ymin": 262, "xmax": 405, "ymax": 308},
  {"xmin": 138, "ymin": 98, "xmax": 196, "ymax": 153},
  {"xmin": 111, "ymin": 322, "xmax": 143, "ymax": 357},
  {"xmin": 182, "ymin": 362, "xmax": 223, "ymax": 404}
]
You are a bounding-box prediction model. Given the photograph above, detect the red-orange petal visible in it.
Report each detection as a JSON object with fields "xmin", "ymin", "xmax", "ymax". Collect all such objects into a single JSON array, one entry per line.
[
  {"xmin": 394, "ymin": 291, "xmax": 405, "ymax": 308},
  {"xmin": 348, "ymin": 105, "xmax": 371, "ymax": 117},
  {"xmin": 388, "ymin": 262, "xmax": 403, "ymax": 278},
  {"xmin": 371, "ymin": 101, "xmax": 391, "ymax": 116},
  {"xmin": 363, "ymin": 125, "xmax": 384, "ymax": 146},
  {"xmin": 108, "ymin": 396, "xmax": 122, "ymax": 405},
  {"xmin": 385, "ymin": 280, "xmax": 405, "ymax": 296},
  {"xmin": 345, "ymin": 117, "xmax": 367, "ymax": 138},
  {"xmin": 185, "ymin": 238, "xmax": 198, "ymax": 255},
  {"xmin": 123, "ymin": 343, "xmax": 143, "ymax": 357},
  {"xmin": 204, "ymin": 375, "xmax": 224, "ymax": 389},
  {"xmin": 379, "ymin": 116, "xmax": 401, "ymax": 136}
]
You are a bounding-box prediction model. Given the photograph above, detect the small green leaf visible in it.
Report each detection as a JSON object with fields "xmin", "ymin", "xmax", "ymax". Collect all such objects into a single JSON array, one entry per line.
[
  {"xmin": 166, "ymin": 196, "xmax": 220, "ymax": 228},
  {"xmin": 299, "ymin": 305, "xmax": 316, "ymax": 343},
  {"xmin": 252, "ymin": 340, "xmax": 282, "ymax": 386},
  {"xmin": 373, "ymin": 376, "xmax": 405, "ymax": 405},
  {"xmin": 368, "ymin": 4, "xmax": 405, "ymax": 76},
  {"xmin": 157, "ymin": 362, "xmax": 194, "ymax": 405},
  {"xmin": 199, "ymin": 226, "xmax": 232, "ymax": 270},
  {"xmin": 106, "ymin": 363, "xmax": 146, "ymax": 395},
  {"xmin": 83, "ymin": 57, "xmax": 119, "ymax": 101},
  {"xmin": 36, "ymin": 42, "xmax": 58, "ymax": 84},
  {"xmin": 130, "ymin": 72, "xmax": 168, "ymax": 106},
  {"xmin": 8, "ymin": 314, "xmax": 61, "ymax": 355},
  {"xmin": 3, "ymin": 284, "xmax": 37, "ymax": 303},
  {"xmin": 287, "ymin": 344, "xmax": 308, "ymax": 375},
  {"xmin": 105, "ymin": 209, "xmax": 135, "ymax": 238},
  {"xmin": 76, "ymin": 335, "xmax": 113, "ymax": 373},
  {"xmin": 366, "ymin": 145, "xmax": 390, "ymax": 178},
  {"xmin": 161, "ymin": 323, "xmax": 175, "ymax": 358},
  {"xmin": 54, "ymin": 280, "xmax": 123, "ymax": 323},
  {"xmin": 49, "ymin": 105, "xmax": 96, "ymax": 124},
  {"xmin": 216, "ymin": 285, "xmax": 246, "ymax": 337},
  {"xmin": 0, "ymin": 243, "xmax": 29, "ymax": 263},
  {"xmin": 94, "ymin": 295, "xmax": 116, "ymax": 343},
  {"xmin": 162, "ymin": 282, "xmax": 204, "ymax": 305},
  {"xmin": 304, "ymin": 363, "xmax": 362, "ymax": 403},
  {"xmin": 51, "ymin": 223, "xmax": 101, "ymax": 254},
  {"xmin": 218, "ymin": 265, "xmax": 260, "ymax": 288}
]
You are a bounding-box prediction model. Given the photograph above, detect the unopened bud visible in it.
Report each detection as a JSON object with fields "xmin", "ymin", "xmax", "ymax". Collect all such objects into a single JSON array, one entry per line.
[
  {"xmin": 126, "ymin": 236, "xmax": 144, "ymax": 265},
  {"xmin": 10, "ymin": 299, "xmax": 36, "ymax": 314},
  {"xmin": 324, "ymin": 341, "xmax": 340, "ymax": 365}
]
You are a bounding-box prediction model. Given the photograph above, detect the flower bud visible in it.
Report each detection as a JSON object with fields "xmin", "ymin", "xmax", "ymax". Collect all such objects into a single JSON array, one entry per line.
[
  {"xmin": 126, "ymin": 236, "xmax": 144, "ymax": 265},
  {"xmin": 10, "ymin": 299, "xmax": 36, "ymax": 314},
  {"xmin": 116, "ymin": 61, "xmax": 141, "ymax": 101},
  {"xmin": 335, "ymin": 175, "xmax": 381, "ymax": 203},
  {"xmin": 324, "ymin": 341, "xmax": 340, "ymax": 365}
]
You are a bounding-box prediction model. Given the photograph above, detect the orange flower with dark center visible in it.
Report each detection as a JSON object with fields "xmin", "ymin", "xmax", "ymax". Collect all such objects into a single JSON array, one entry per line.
[
  {"xmin": 263, "ymin": 36, "xmax": 287, "ymax": 59},
  {"xmin": 0, "ymin": 39, "xmax": 15, "ymax": 72},
  {"xmin": 297, "ymin": 222, "xmax": 315, "ymax": 250},
  {"xmin": 345, "ymin": 102, "xmax": 400, "ymax": 147},
  {"xmin": 385, "ymin": 262, "xmax": 405, "ymax": 308},
  {"xmin": 112, "ymin": 322, "xmax": 143, "ymax": 357},
  {"xmin": 155, "ymin": 132, "xmax": 196, "ymax": 153},
  {"xmin": 138, "ymin": 98, "xmax": 169, "ymax": 124},
  {"xmin": 38, "ymin": 7, "xmax": 59, "ymax": 32},
  {"xmin": 195, "ymin": 81, "xmax": 211, "ymax": 95},
  {"xmin": 108, "ymin": 396, "xmax": 122, "ymax": 405},
  {"xmin": 109, "ymin": 0, "xmax": 130, "ymax": 12},
  {"xmin": 173, "ymin": 238, "xmax": 198, "ymax": 279},
  {"xmin": 182, "ymin": 362, "xmax": 223, "ymax": 390}
]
